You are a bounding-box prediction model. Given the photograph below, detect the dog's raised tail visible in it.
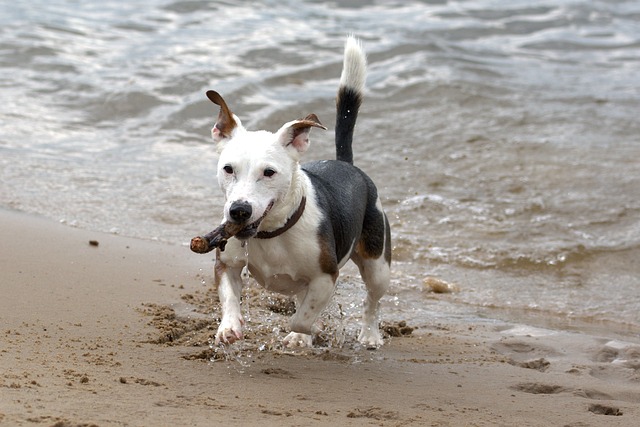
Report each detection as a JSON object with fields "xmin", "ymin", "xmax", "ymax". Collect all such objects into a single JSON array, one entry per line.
[{"xmin": 335, "ymin": 36, "xmax": 367, "ymax": 164}]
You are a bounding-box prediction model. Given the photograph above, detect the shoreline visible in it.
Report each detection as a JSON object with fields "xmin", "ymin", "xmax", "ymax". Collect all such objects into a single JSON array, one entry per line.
[{"xmin": 1, "ymin": 209, "xmax": 638, "ymax": 426}]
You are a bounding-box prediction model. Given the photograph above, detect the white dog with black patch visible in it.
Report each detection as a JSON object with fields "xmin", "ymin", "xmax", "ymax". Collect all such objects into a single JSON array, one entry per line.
[{"xmin": 194, "ymin": 36, "xmax": 391, "ymax": 349}]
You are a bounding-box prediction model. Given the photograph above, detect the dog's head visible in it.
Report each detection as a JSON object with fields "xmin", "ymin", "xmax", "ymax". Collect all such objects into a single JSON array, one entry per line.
[{"xmin": 206, "ymin": 90, "xmax": 326, "ymax": 238}]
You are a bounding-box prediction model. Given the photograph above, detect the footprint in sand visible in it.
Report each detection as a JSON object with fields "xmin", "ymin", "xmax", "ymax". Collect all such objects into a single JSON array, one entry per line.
[
  {"xmin": 588, "ymin": 403, "xmax": 623, "ymax": 416},
  {"xmin": 512, "ymin": 383, "xmax": 626, "ymax": 417},
  {"xmin": 510, "ymin": 382, "xmax": 565, "ymax": 395},
  {"xmin": 496, "ymin": 326, "xmax": 640, "ymax": 420},
  {"xmin": 491, "ymin": 338, "xmax": 559, "ymax": 371}
]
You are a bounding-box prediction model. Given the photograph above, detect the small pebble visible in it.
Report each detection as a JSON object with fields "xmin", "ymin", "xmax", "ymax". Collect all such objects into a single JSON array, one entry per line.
[{"xmin": 423, "ymin": 277, "xmax": 459, "ymax": 293}]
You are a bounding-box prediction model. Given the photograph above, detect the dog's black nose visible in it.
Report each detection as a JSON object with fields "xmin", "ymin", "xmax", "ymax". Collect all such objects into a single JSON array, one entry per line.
[{"xmin": 229, "ymin": 201, "xmax": 252, "ymax": 223}]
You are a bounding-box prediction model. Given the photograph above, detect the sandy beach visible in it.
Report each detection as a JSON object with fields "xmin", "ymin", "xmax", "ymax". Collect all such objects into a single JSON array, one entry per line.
[{"xmin": 1, "ymin": 209, "xmax": 638, "ymax": 426}]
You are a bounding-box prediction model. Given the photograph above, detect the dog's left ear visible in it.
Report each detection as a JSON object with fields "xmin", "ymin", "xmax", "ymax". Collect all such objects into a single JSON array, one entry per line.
[
  {"xmin": 206, "ymin": 90, "xmax": 238, "ymax": 144},
  {"xmin": 277, "ymin": 114, "xmax": 327, "ymax": 155}
]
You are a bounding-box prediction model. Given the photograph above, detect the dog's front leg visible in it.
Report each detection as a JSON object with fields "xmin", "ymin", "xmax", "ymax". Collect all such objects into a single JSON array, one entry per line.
[
  {"xmin": 283, "ymin": 274, "xmax": 336, "ymax": 348},
  {"xmin": 214, "ymin": 245, "xmax": 246, "ymax": 345}
]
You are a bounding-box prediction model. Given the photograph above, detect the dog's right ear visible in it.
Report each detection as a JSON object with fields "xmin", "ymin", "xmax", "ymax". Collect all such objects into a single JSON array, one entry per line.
[{"xmin": 206, "ymin": 90, "xmax": 237, "ymax": 144}]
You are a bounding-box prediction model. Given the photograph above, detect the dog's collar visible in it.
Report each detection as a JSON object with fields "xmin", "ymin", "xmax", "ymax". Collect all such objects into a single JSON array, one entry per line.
[{"xmin": 256, "ymin": 197, "xmax": 306, "ymax": 239}]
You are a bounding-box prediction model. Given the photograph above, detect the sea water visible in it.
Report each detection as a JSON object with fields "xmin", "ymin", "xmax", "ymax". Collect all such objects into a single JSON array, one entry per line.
[{"xmin": 1, "ymin": 0, "xmax": 639, "ymax": 339}]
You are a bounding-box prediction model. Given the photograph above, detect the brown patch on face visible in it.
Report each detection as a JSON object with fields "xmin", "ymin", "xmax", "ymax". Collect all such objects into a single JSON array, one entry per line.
[
  {"xmin": 317, "ymin": 234, "xmax": 339, "ymax": 282},
  {"xmin": 213, "ymin": 249, "xmax": 226, "ymax": 290}
]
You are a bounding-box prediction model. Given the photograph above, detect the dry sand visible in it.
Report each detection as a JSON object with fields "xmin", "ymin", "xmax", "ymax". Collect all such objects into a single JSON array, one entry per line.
[{"xmin": 1, "ymin": 209, "xmax": 639, "ymax": 426}]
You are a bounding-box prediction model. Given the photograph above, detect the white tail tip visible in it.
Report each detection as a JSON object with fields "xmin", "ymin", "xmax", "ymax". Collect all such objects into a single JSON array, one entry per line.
[{"xmin": 340, "ymin": 36, "xmax": 367, "ymax": 93}]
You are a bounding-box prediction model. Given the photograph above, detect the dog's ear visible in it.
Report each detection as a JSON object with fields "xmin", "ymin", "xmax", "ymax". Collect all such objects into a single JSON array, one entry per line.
[
  {"xmin": 206, "ymin": 90, "xmax": 237, "ymax": 144},
  {"xmin": 277, "ymin": 114, "xmax": 327, "ymax": 156}
]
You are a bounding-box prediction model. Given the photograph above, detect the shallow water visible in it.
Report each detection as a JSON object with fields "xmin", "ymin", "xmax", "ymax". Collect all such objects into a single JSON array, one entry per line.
[{"xmin": 1, "ymin": 0, "xmax": 639, "ymax": 339}]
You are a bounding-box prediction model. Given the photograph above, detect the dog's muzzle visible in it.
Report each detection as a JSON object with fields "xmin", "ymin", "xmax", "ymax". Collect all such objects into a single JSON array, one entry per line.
[
  {"xmin": 229, "ymin": 201, "xmax": 253, "ymax": 223},
  {"xmin": 229, "ymin": 201, "xmax": 274, "ymax": 240}
]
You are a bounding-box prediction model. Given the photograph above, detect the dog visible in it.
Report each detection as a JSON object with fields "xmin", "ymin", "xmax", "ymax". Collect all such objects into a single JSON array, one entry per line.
[{"xmin": 206, "ymin": 36, "xmax": 391, "ymax": 348}]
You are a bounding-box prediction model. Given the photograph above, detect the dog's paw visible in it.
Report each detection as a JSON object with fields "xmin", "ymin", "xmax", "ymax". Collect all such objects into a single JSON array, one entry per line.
[
  {"xmin": 358, "ymin": 327, "xmax": 383, "ymax": 349},
  {"xmin": 283, "ymin": 332, "xmax": 313, "ymax": 348},
  {"xmin": 215, "ymin": 316, "xmax": 244, "ymax": 345}
]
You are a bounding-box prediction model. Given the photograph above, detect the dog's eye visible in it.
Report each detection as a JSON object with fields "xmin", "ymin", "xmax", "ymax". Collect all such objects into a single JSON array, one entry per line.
[
  {"xmin": 223, "ymin": 165, "xmax": 234, "ymax": 174},
  {"xmin": 263, "ymin": 168, "xmax": 276, "ymax": 177}
]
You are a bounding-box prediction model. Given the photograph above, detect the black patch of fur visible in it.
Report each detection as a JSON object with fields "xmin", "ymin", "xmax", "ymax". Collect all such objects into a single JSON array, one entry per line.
[
  {"xmin": 302, "ymin": 160, "xmax": 388, "ymax": 268},
  {"xmin": 335, "ymin": 86, "xmax": 362, "ymax": 164}
]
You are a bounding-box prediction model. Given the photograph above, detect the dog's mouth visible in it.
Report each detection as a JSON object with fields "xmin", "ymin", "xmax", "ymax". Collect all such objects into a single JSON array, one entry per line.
[{"xmin": 234, "ymin": 201, "xmax": 274, "ymax": 240}]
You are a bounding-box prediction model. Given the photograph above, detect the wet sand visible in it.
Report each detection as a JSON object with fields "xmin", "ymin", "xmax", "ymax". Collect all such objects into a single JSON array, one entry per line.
[{"xmin": 1, "ymin": 210, "xmax": 638, "ymax": 426}]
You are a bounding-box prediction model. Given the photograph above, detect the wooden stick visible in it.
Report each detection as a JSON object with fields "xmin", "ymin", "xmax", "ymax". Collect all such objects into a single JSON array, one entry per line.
[{"xmin": 190, "ymin": 222, "xmax": 244, "ymax": 254}]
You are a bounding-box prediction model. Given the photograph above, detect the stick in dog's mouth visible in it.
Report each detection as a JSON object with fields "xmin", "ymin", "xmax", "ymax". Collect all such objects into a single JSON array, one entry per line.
[
  {"xmin": 190, "ymin": 201, "xmax": 274, "ymax": 254},
  {"xmin": 234, "ymin": 201, "xmax": 274, "ymax": 239}
]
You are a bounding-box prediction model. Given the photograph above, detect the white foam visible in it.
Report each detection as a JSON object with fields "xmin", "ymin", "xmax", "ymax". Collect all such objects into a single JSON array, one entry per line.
[{"xmin": 501, "ymin": 325, "xmax": 556, "ymax": 337}]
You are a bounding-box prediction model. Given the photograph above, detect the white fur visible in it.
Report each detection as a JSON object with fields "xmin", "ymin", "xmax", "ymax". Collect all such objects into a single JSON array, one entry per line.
[
  {"xmin": 341, "ymin": 36, "xmax": 367, "ymax": 93},
  {"xmin": 215, "ymin": 173, "xmax": 331, "ymax": 346},
  {"xmin": 212, "ymin": 36, "xmax": 388, "ymax": 349},
  {"xmin": 216, "ymin": 123, "xmax": 304, "ymax": 226}
]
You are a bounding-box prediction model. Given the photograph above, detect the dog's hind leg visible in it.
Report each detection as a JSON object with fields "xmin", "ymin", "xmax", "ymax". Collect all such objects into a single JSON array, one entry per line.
[
  {"xmin": 352, "ymin": 253, "xmax": 390, "ymax": 348},
  {"xmin": 352, "ymin": 209, "xmax": 391, "ymax": 348}
]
